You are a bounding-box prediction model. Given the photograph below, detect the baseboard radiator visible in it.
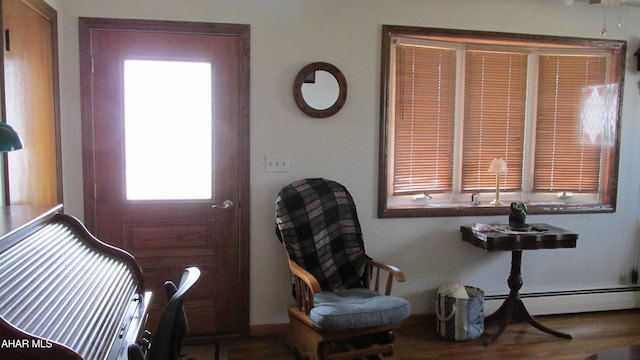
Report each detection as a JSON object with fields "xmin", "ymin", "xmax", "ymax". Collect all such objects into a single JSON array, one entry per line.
[{"xmin": 484, "ymin": 286, "xmax": 640, "ymax": 316}]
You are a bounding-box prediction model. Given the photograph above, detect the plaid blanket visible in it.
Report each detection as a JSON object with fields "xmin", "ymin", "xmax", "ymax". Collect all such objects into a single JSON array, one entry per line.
[{"xmin": 275, "ymin": 178, "xmax": 367, "ymax": 291}]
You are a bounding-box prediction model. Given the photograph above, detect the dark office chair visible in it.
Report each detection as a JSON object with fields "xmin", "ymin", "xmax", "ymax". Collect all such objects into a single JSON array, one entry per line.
[
  {"xmin": 275, "ymin": 178, "xmax": 411, "ymax": 360},
  {"xmin": 128, "ymin": 267, "xmax": 201, "ymax": 360}
]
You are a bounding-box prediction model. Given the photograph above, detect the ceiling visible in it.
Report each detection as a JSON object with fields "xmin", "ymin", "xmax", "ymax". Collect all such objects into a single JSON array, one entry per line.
[{"xmin": 571, "ymin": 0, "xmax": 640, "ymax": 6}]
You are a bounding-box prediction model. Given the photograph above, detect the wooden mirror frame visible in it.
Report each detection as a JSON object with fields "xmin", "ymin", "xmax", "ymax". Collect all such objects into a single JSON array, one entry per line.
[{"xmin": 293, "ymin": 62, "xmax": 347, "ymax": 118}]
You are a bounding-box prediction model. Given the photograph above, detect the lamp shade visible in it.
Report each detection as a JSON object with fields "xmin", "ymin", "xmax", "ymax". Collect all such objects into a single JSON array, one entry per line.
[
  {"xmin": 488, "ymin": 157, "xmax": 508, "ymax": 174},
  {"xmin": 0, "ymin": 123, "xmax": 23, "ymax": 153}
]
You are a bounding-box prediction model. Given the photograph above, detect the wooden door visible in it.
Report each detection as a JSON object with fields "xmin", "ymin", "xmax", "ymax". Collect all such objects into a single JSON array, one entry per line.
[
  {"xmin": 79, "ymin": 18, "xmax": 250, "ymax": 337},
  {"xmin": 2, "ymin": 0, "xmax": 61, "ymax": 205}
]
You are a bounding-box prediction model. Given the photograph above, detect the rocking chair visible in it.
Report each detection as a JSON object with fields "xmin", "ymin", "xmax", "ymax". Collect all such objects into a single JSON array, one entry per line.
[{"xmin": 275, "ymin": 178, "xmax": 411, "ymax": 360}]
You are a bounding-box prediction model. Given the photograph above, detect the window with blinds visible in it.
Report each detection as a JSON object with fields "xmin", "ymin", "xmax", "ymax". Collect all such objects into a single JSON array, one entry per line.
[
  {"xmin": 462, "ymin": 49, "xmax": 527, "ymax": 193},
  {"xmin": 379, "ymin": 25, "xmax": 625, "ymax": 218},
  {"xmin": 534, "ymin": 54, "xmax": 609, "ymax": 193},
  {"xmin": 393, "ymin": 43, "xmax": 456, "ymax": 195}
]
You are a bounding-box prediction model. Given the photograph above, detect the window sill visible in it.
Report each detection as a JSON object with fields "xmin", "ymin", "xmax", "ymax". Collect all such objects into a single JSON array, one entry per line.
[{"xmin": 378, "ymin": 202, "xmax": 615, "ymax": 218}]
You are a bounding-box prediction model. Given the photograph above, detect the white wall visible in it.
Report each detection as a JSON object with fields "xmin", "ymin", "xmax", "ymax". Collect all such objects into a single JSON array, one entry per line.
[{"xmin": 52, "ymin": 0, "xmax": 640, "ymax": 326}]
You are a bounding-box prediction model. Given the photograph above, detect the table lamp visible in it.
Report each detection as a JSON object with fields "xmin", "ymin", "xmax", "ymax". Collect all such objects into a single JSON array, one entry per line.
[
  {"xmin": 488, "ymin": 157, "xmax": 507, "ymax": 206},
  {"xmin": 0, "ymin": 123, "xmax": 23, "ymax": 152}
]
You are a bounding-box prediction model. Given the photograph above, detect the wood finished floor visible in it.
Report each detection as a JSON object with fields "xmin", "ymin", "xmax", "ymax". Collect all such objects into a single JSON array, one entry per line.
[{"xmin": 222, "ymin": 309, "xmax": 640, "ymax": 359}]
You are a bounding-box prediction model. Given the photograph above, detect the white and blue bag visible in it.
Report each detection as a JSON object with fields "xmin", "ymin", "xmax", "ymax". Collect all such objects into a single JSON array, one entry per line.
[{"xmin": 435, "ymin": 283, "xmax": 484, "ymax": 341}]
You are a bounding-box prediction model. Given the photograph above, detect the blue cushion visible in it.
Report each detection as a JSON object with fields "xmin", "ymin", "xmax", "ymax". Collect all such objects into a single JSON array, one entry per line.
[{"xmin": 310, "ymin": 288, "xmax": 411, "ymax": 330}]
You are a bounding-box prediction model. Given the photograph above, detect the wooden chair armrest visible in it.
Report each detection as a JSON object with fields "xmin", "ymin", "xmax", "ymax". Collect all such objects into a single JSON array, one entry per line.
[
  {"xmin": 288, "ymin": 258, "xmax": 322, "ymax": 294},
  {"xmin": 364, "ymin": 258, "xmax": 406, "ymax": 296},
  {"xmin": 284, "ymin": 249, "xmax": 321, "ymax": 315}
]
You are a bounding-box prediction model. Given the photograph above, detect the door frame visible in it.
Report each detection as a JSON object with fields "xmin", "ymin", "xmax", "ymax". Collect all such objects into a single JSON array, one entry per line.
[{"xmin": 78, "ymin": 17, "xmax": 250, "ymax": 336}]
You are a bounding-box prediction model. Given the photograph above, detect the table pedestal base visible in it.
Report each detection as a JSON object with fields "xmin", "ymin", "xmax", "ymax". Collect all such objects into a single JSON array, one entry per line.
[{"xmin": 482, "ymin": 250, "xmax": 573, "ymax": 346}]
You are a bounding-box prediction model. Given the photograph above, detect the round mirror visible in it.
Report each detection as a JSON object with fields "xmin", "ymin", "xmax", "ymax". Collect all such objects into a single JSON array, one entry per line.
[{"xmin": 293, "ymin": 62, "xmax": 347, "ymax": 118}]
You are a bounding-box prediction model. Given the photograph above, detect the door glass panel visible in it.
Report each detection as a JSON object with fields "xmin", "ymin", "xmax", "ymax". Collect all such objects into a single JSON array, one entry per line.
[{"xmin": 124, "ymin": 60, "xmax": 212, "ymax": 200}]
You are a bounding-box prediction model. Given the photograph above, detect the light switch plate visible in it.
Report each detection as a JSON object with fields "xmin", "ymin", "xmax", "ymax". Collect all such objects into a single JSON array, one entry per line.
[{"xmin": 265, "ymin": 155, "xmax": 289, "ymax": 172}]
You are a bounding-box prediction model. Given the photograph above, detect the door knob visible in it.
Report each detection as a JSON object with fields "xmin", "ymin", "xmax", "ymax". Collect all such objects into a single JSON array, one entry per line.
[{"xmin": 212, "ymin": 200, "xmax": 234, "ymax": 209}]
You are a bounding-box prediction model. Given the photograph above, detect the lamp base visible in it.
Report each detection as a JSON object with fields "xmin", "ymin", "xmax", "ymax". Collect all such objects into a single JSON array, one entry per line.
[{"xmin": 490, "ymin": 199, "xmax": 504, "ymax": 206}]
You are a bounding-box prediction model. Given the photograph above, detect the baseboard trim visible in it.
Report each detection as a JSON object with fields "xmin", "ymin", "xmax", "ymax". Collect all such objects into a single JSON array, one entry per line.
[
  {"xmin": 249, "ymin": 287, "xmax": 640, "ymax": 337},
  {"xmin": 250, "ymin": 322, "xmax": 288, "ymax": 337}
]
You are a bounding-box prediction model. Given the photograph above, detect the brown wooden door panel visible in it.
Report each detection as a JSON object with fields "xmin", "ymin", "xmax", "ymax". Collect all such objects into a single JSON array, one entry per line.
[
  {"xmin": 3, "ymin": 0, "xmax": 61, "ymax": 205},
  {"xmin": 123, "ymin": 220, "xmax": 217, "ymax": 255},
  {"xmin": 79, "ymin": 18, "xmax": 250, "ymax": 337}
]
